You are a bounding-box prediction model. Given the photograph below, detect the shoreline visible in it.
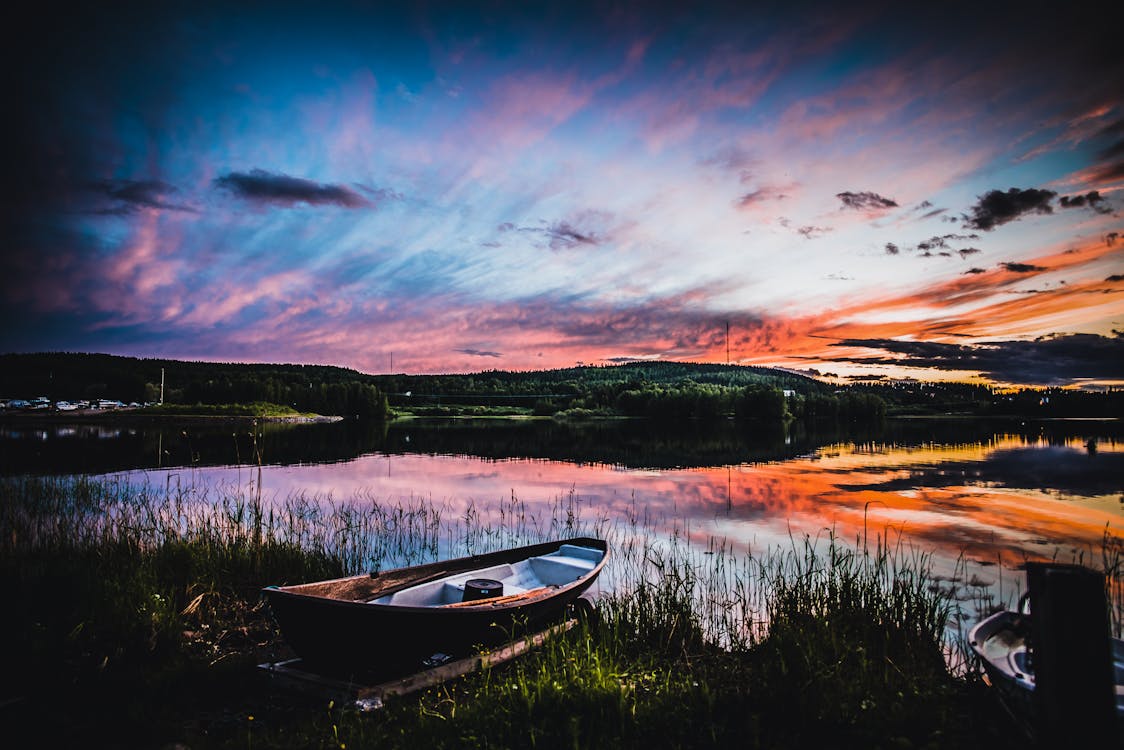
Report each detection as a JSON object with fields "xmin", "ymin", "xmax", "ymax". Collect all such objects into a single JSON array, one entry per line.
[{"xmin": 0, "ymin": 410, "xmax": 344, "ymax": 425}]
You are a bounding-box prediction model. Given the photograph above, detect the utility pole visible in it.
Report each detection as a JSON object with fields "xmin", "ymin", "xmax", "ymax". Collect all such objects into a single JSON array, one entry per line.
[
  {"xmin": 160, "ymin": 368, "xmax": 165, "ymax": 405},
  {"xmin": 726, "ymin": 321, "xmax": 730, "ymax": 364}
]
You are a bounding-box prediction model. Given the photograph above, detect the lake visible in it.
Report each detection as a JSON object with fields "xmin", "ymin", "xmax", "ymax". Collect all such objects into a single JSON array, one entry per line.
[{"xmin": 4, "ymin": 415, "xmax": 1121, "ymax": 618}]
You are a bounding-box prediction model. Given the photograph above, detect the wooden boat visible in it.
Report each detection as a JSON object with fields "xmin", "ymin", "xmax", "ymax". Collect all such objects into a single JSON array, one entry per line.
[
  {"xmin": 969, "ymin": 607, "xmax": 1124, "ymax": 735},
  {"xmin": 263, "ymin": 537, "xmax": 608, "ymax": 674}
]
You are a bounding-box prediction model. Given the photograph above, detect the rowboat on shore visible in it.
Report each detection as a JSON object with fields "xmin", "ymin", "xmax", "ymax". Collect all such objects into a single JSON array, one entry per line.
[
  {"xmin": 263, "ymin": 537, "xmax": 608, "ymax": 674},
  {"xmin": 968, "ymin": 606, "xmax": 1124, "ymax": 737}
]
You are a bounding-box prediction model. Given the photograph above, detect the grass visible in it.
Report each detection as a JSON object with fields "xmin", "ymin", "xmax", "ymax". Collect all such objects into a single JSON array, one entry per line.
[
  {"xmin": 139, "ymin": 402, "xmax": 318, "ymax": 418},
  {"xmin": 2, "ymin": 475, "xmax": 1109, "ymax": 748}
]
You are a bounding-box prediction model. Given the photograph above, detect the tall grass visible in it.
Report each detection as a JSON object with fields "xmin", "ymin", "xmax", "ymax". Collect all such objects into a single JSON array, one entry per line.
[{"xmin": 1, "ymin": 474, "xmax": 1107, "ymax": 748}]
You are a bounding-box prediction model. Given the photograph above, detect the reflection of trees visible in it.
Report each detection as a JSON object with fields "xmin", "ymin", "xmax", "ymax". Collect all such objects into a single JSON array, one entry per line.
[
  {"xmin": 1, "ymin": 415, "xmax": 1119, "ymax": 476},
  {"xmin": 383, "ymin": 419, "xmax": 816, "ymax": 468},
  {"xmin": 0, "ymin": 420, "xmax": 388, "ymax": 475}
]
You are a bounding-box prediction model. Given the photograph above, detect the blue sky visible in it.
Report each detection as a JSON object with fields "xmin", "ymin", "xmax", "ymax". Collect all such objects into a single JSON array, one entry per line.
[{"xmin": 3, "ymin": 1, "xmax": 1122, "ymax": 385}]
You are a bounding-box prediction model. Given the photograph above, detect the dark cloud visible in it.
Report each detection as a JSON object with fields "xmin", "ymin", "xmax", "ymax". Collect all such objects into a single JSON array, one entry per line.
[
  {"xmin": 891, "ymin": 233, "xmax": 982, "ymax": 257},
  {"xmin": 87, "ymin": 178, "xmax": 195, "ymax": 214},
  {"xmin": 1107, "ymin": 274, "xmax": 1124, "ymax": 282},
  {"xmin": 1001, "ymin": 262, "xmax": 1046, "ymax": 273},
  {"xmin": 1106, "ymin": 232, "xmax": 1119, "ymax": 246},
  {"xmin": 454, "ymin": 348, "xmax": 502, "ymax": 358},
  {"xmin": 1100, "ymin": 139, "xmax": 1124, "ymax": 161},
  {"xmin": 836, "ymin": 191, "xmax": 898, "ymax": 211},
  {"xmin": 916, "ymin": 200, "xmax": 933, "ymax": 210},
  {"xmin": 1097, "ymin": 118, "xmax": 1124, "ymax": 139},
  {"xmin": 735, "ymin": 186, "xmax": 788, "ymax": 208},
  {"xmin": 963, "ymin": 187, "xmax": 1056, "ymax": 231},
  {"xmin": 1087, "ymin": 160, "xmax": 1124, "ymax": 184},
  {"xmin": 494, "ymin": 216, "xmax": 608, "ymax": 249},
  {"xmin": 1082, "ymin": 121, "xmax": 1124, "ymax": 184},
  {"xmin": 213, "ymin": 169, "xmax": 370, "ymax": 208},
  {"xmin": 1059, "ymin": 190, "xmax": 1110, "ymax": 214},
  {"xmin": 797, "ymin": 225, "xmax": 832, "ymax": 239},
  {"xmin": 963, "ymin": 267, "xmax": 986, "ymax": 274},
  {"xmin": 921, "ymin": 207, "xmax": 948, "ymax": 219},
  {"xmin": 830, "ymin": 333, "xmax": 1124, "ymax": 385},
  {"xmin": 545, "ymin": 221, "xmax": 599, "ymax": 249}
]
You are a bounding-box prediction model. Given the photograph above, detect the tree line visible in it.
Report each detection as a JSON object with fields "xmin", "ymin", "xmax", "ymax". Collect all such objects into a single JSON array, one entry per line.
[{"xmin": 0, "ymin": 353, "xmax": 388, "ymax": 419}]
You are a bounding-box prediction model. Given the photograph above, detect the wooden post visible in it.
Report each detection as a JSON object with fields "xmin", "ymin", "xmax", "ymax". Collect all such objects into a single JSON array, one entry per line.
[{"xmin": 1024, "ymin": 562, "xmax": 1116, "ymax": 744}]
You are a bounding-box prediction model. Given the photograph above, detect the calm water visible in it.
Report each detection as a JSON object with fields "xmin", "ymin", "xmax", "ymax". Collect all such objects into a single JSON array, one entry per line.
[{"xmin": 4, "ymin": 415, "xmax": 1122, "ymax": 608}]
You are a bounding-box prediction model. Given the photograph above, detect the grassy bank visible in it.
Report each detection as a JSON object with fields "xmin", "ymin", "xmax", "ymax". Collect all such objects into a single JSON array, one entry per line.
[
  {"xmin": 0, "ymin": 476, "xmax": 1070, "ymax": 748},
  {"xmin": 139, "ymin": 401, "xmax": 320, "ymax": 418}
]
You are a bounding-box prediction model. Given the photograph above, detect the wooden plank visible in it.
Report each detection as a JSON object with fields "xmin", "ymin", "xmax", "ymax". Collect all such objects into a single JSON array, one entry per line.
[
  {"xmin": 439, "ymin": 586, "xmax": 553, "ymax": 608},
  {"xmin": 258, "ymin": 618, "xmax": 577, "ymax": 707}
]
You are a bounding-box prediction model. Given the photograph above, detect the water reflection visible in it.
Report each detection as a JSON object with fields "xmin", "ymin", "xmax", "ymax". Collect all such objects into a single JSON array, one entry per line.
[
  {"xmin": 4, "ymin": 415, "xmax": 1121, "ymax": 600},
  {"xmin": 127, "ymin": 428, "xmax": 1121, "ymax": 575}
]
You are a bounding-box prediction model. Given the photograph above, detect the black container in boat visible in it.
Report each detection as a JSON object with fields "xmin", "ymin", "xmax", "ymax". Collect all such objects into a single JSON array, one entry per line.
[{"xmin": 463, "ymin": 578, "xmax": 504, "ymax": 602}]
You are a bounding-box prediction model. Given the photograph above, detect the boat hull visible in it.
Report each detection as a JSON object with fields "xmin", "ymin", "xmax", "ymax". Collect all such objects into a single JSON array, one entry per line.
[{"xmin": 263, "ymin": 537, "xmax": 607, "ymax": 676}]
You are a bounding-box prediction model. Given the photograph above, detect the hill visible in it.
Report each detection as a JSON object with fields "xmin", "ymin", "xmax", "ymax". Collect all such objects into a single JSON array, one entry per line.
[{"xmin": 0, "ymin": 353, "xmax": 829, "ymax": 420}]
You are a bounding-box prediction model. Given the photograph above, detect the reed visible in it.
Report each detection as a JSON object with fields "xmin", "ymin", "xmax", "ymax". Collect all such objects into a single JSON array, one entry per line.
[{"xmin": 0, "ymin": 474, "xmax": 1101, "ymax": 748}]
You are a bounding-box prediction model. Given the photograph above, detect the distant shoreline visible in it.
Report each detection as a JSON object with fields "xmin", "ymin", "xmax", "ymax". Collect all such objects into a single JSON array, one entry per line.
[{"xmin": 0, "ymin": 410, "xmax": 343, "ymax": 425}]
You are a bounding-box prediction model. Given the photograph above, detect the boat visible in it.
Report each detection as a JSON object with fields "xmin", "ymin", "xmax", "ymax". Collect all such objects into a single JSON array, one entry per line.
[
  {"xmin": 263, "ymin": 537, "xmax": 608, "ymax": 674},
  {"xmin": 969, "ymin": 605, "xmax": 1124, "ymax": 737}
]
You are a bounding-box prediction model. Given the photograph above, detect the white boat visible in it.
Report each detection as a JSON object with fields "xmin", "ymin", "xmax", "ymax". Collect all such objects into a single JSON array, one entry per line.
[{"xmin": 264, "ymin": 538, "xmax": 608, "ymax": 673}]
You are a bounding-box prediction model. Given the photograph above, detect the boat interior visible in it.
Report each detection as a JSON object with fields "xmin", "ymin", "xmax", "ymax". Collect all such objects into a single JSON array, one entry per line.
[{"xmin": 370, "ymin": 543, "xmax": 603, "ymax": 607}]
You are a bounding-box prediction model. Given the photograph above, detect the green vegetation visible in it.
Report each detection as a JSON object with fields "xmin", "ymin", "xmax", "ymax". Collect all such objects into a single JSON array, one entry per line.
[
  {"xmin": 6, "ymin": 475, "xmax": 1105, "ymax": 748},
  {"xmin": 0, "ymin": 352, "xmax": 389, "ymax": 419},
  {"xmin": 4, "ymin": 352, "xmax": 1121, "ymax": 421},
  {"xmin": 139, "ymin": 401, "xmax": 318, "ymax": 418},
  {"xmin": 850, "ymin": 380, "xmax": 1124, "ymax": 418}
]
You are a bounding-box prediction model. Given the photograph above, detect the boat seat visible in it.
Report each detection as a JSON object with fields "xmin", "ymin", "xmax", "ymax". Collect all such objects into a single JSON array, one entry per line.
[{"xmin": 529, "ymin": 554, "xmax": 597, "ymax": 586}]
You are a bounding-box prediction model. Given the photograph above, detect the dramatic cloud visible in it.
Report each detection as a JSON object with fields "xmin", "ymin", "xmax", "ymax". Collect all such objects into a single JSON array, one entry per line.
[
  {"xmin": 6, "ymin": 4, "xmax": 1123, "ymax": 383},
  {"xmin": 1001, "ymin": 262, "xmax": 1046, "ymax": 273},
  {"xmin": 88, "ymin": 179, "xmax": 195, "ymax": 214},
  {"xmin": 830, "ymin": 334, "xmax": 1124, "ymax": 385},
  {"xmin": 1059, "ymin": 190, "xmax": 1110, "ymax": 214},
  {"xmin": 963, "ymin": 267, "xmax": 986, "ymax": 274},
  {"xmin": 963, "ymin": 187, "xmax": 1056, "ymax": 231},
  {"xmin": 836, "ymin": 191, "xmax": 898, "ymax": 211},
  {"xmin": 454, "ymin": 348, "xmax": 502, "ymax": 358},
  {"xmin": 213, "ymin": 169, "xmax": 370, "ymax": 208},
  {"xmin": 1107, "ymin": 275, "xmax": 1124, "ymax": 282}
]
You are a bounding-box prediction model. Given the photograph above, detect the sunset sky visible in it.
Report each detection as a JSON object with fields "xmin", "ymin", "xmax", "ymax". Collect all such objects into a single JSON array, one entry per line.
[{"xmin": 4, "ymin": 1, "xmax": 1122, "ymax": 386}]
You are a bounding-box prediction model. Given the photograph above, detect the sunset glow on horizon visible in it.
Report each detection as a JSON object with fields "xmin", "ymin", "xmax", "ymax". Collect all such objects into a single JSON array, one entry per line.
[{"xmin": 4, "ymin": 1, "xmax": 1122, "ymax": 385}]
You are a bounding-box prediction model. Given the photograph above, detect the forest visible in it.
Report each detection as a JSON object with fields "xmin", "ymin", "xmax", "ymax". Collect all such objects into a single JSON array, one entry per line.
[{"xmin": 2, "ymin": 352, "xmax": 1118, "ymax": 420}]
